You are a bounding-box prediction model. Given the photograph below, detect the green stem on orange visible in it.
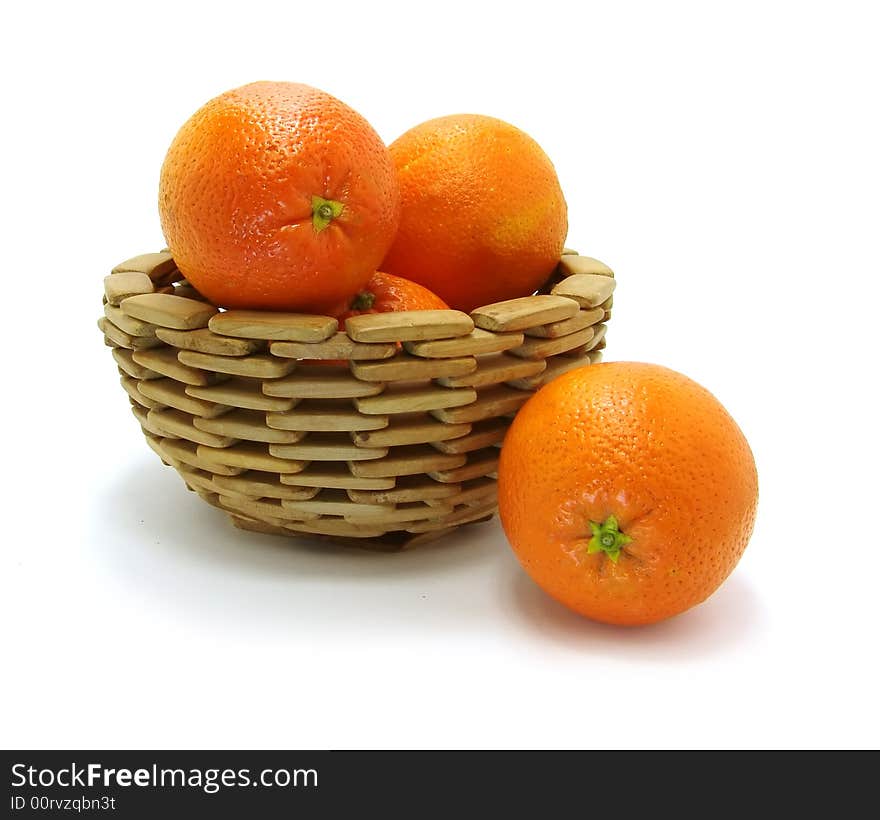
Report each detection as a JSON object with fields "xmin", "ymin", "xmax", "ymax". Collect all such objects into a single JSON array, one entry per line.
[
  {"xmin": 350, "ymin": 291, "xmax": 376, "ymax": 311},
  {"xmin": 587, "ymin": 514, "xmax": 633, "ymax": 563},
  {"xmin": 311, "ymin": 196, "xmax": 344, "ymax": 233}
]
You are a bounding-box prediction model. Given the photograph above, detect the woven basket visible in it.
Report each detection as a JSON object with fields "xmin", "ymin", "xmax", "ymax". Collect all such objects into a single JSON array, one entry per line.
[{"xmin": 99, "ymin": 249, "xmax": 615, "ymax": 550}]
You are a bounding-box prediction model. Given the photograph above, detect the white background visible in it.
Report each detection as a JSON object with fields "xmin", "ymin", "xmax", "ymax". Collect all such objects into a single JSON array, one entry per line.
[{"xmin": 2, "ymin": 0, "xmax": 878, "ymax": 750}]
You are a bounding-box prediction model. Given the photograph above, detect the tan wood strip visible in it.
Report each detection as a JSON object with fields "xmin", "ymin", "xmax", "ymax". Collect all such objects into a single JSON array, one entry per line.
[
  {"xmin": 280, "ymin": 489, "xmax": 394, "ymax": 519},
  {"xmin": 279, "ymin": 464, "xmax": 395, "ymax": 491},
  {"xmin": 430, "ymin": 386, "xmax": 530, "ymax": 424},
  {"xmin": 538, "ymin": 354, "xmax": 591, "ymax": 386},
  {"xmin": 523, "ymin": 307, "xmax": 604, "ymax": 338},
  {"xmin": 344, "ymin": 501, "xmax": 453, "ymax": 525},
  {"xmin": 349, "ymin": 446, "xmax": 466, "ymax": 478},
  {"xmin": 121, "ymin": 376, "xmax": 163, "ymax": 409},
  {"xmin": 209, "ymin": 310, "xmax": 337, "ymax": 342},
  {"xmin": 144, "ymin": 432, "xmax": 173, "ymax": 465},
  {"xmin": 269, "ymin": 434, "xmax": 388, "ymax": 462},
  {"xmin": 193, "ymin": 490, "xmax": 236, "ymax": 512},
  {"xmin": 351, "ymin": 353, "xmax": 476, "ymax": 382},
  {"xmin": 157, "ymin": 438, "xmax": 244, "ymax": 475},
  {"xmin": 98, "ymin": 317, "xmax": 133, "ymax": 349},
  {"xmin": 132, "ymin": 347, "xmax": 219, "ymax": 386},
  {"xmin": 559, "ymin": 339, "xmax": 600, "ymax": 363},
  {"xmin": 104, "ymin": 271, "xmax": 154, "ymax": 306},
  {"xmin": 211, "ymin": 471, "xmax": 320, "ymax": 501},
  {"xmin": 505, "ymin": 373, "xmax": 546, "ymax": 390},
  {"xmin": 145, "ymin": 433, "xmax": 178, "ymax": 465},
  {"xmin": 104, "ymin": 303, "xmax": 156, "ymax": 338},
  {"xmin": 138, "ymin": 378, "xmax": 232, "ymax": 418},
  {"xmin": 551, "ymin": 274, "xmax": 616, "ymax": 308},
  {"xmin": 197, "ymin": 441, "xmax": 308, "ymax": 474},
  {"xmin": 352, "ymin": 417, "xmax": 471, "ymax": 448},
  {"xmin": 345, "ymin": 310, "xmax": 474, "ymax": 342},
  {"xmin": 193, "ymin": 409, "xmax": 307, "ymax": 443},
  {"xmin": 128, "ymin": 333, "xmax": 163, "ymax": 350},
  {"xmin": 355, "ymin": 385, "xmax": 476, "ymax": 415},
  {"xmin": 99, "ymin": 316, "xmax": 162, "ymax": 349},
  {"xmin": 185, "ymin": 378, "xmax": 296, "ymax": 412},
  {"xmin": 588, "ymin": 351, "xmax": 604, "ymax": 364},
  {"xmin": 230, "ymin": 516, "xmax": 291, "ymax": 536},
  {"xmin": 403, "ymin": 328, "xmax": 523, "ymax": 358},
  {"xmin": 218, "ymin": 494, "xmax": 320, "ymax": 522},
  {"xmin": 263, "ymin": 365, "xmax": 384, "ymax": 399},
  {"xmin": 430, "ymin": 418, "xmax": 510, "ymax": 454},
  {"xmin": 561, "ymin": 247, "xmax": 579, "ymax": 255},
  {"xmin": 346, "ymin": 476, "xmax": 461, "ymax": 505},
  {"xmin": 270, "ymin": 333, "xmax": 397, "ymax": 361},
  {"xmin": 410, "ymin": 496, "xmax": 446, "ymax": 509},
  {"xmin": 266, "ymin": 400, "xmax": 388, "ymax": 432},
  {"xmin": 177, "ymin": 349, "xmax": 297, "ymax": 379},
  {"xmin": 281, "ymin": 519, "xmax": 389, "ymax": 539},
  {"xmin": 437, "ymin": 354, "xmax": 545, "ymax": 388},
  {"xmin": 405, "ymin": 502, "xmax": 497, "ymax": 532},
  {"xmin": 112, "ymin": 348, "xmax": 162, "ymax": 380},
  {"xmin": 155, "ymin": 327, "xmax": 263, "ymax": 357},
  {"xmin": 583, "ymin": 323, "xmax": 607, "ymax": 352},
  {"xmin": 148, "ymin": 409, "xmax": 238, "ymax": 447},
  {"xmin": 112, "ymin": 251, "xmax": 177, "ymax": 280},
  {"xmin": 508, "ymin": 326, "xmax": 595, "ymax": 360},
  {"xmin": 132, "ymin": 404, "xmax": 176, "ymax": 438},
  {"xmin": 193, "ymin": 490, "xmax": 243, "ymax": 515},
  {"xmin": 177, "ymin": 466, "xmax": 224, "ymax": 496},
  {"xmin": 429, "ymin": 448, "xmax": 499, "ymax": 483},
  {"xmin": 439, "ymin": 477, "xmax": 498, "ymax": 508},
  {"xmin": 121, "ymin": 293, "xmax": 218, "ymax": 330},
  {"xmin": 471, "ymin": 295, "xmax": 579, "ymax": 332},
  {"xmin": 558, "ymin": 255, "xmax": 614, "ymax": 278}
]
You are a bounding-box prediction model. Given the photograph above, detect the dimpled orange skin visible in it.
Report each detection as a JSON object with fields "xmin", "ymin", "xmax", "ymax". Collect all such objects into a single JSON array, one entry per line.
[
  {"xmin": 498, "ymin": 362, "xmax": 758, "ymax": 626},
  {"xmin": 381, "ymin": 114, "xmax": 568, "ymax": 313},
  {"xmin": 336, "ymin": 270, "xmax": 449, "ymax": 322},
  {"xmin": 159, "ymin": 82, "xmax": 400, "ymax": 311}
]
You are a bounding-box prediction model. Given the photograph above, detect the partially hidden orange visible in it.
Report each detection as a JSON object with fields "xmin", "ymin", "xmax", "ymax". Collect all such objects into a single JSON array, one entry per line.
[
  {"xmin": 159, "ymin": 81, "xmax": 400, "ymax": 312},
  {"xmin": 382, "ymin": 114, "xmax": 568, "ymax": 313},
  {"xmin": 498, "ymin": 362, "xmax": 758, "ymax": 626},
  {"xmin": 336, "ymin": 270, "xmax": 449, "ymax": 322},
  {"xmin": 307, "ymin": 271, "xmax": 450, "ymax": 366}
]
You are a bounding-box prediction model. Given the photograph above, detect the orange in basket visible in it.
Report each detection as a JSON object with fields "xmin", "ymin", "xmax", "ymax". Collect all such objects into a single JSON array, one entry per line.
[{"xmin": 159, "ymin": 82, "xmax": 400, "ymax": 313}]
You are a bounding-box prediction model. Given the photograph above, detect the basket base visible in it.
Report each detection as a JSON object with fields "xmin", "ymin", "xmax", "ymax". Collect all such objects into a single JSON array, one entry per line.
[{"xmin": 229, "ymin": 512, "xmax": 495, "ymax": 552}]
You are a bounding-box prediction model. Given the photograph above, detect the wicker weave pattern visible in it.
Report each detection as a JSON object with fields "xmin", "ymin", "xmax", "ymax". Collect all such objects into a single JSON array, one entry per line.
[{"xmin": 100, "ymin": 250, "xmax": 614, "ymax": 550}]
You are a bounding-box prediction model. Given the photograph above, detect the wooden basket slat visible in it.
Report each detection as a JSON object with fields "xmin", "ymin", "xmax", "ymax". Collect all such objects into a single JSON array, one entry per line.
[
  {"xmin": 266, "ymin": 401, "xmax": 389, "ymax": 432},
  {"xmin": 550, "ymin": 274, "xmax": 617, "ymax": 308},
  {"xmin": 523, "ymin": 306, "xmax": 604, "ymax": 338},
  {"xmin": 350, "ymin": 416, "xmax": 471, "ymax": 448},
  {"xmin": 403, "ymin": 328, "xmax": 523, "ymax": 358},
  {"xmin": 156, "ymin": 327, "xmax": 264, "ymax": 356},
  {"xmin": 177, "ymin": 349, "xmax": 298, "ymax": 379},
  {"xmin": 269, "ymin": 334, "xmax": 397, "ymax": 361},
  {"xmin": 436, "ymin": 354, "xmax": 546, "ymax": 389}
]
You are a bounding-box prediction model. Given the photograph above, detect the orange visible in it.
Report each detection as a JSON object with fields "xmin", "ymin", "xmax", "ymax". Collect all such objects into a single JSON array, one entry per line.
[
  {"xmin": 159, "ymin": 81, "xmax": 400, "ymax": 312},
  {"xmin": 497, "ymin": 362, "xmax": 758, "ymax": 626},
  {"xmin": 381, "ymin": 114, "xmax": 568, "ymax": 313},
  {"xmin": 308, "ymin": 271, "xmax": 450, "ymax": 365},
  {"xmin": 336, "ymin": 270, "xmax": 449, "ymax": 322}
]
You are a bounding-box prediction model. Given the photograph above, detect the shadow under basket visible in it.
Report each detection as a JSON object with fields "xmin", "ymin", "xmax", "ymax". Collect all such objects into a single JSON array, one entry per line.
[{"xmin": 99, "ymin": 250, "xmax": 615, "ymax": 551}]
